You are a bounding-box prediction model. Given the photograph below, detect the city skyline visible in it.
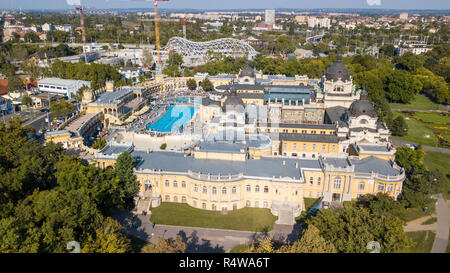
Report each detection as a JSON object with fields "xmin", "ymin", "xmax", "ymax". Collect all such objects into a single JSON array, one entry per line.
[{"xmin": 1, "ymin": 0, "xmax": 450, "ymax": 11}]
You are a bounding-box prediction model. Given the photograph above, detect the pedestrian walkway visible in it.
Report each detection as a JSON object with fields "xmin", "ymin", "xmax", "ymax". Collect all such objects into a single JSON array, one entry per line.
[
  {"xmin": 431, "ymin": 194, "xmax": 449, "ymax": 253},
  {"xmin": 391, "ymin": 138, "xmax": 450, "ymax": 154}
]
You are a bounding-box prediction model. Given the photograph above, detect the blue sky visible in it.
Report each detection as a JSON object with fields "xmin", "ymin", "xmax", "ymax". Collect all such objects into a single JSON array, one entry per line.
[{"xmin": 2, "ymin": 0, "xmax": 450, "ymax": 10}]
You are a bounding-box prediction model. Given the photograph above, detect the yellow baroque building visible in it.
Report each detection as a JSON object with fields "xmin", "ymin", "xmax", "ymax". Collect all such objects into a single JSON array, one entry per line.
[{"xmin": 94, "ymin": 143, "xmax": 405, "ymax": 222}]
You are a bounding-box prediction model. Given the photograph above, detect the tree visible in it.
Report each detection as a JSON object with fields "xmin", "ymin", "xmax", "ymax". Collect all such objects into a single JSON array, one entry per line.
[
  {"xmin": 114, "ymin": 152, "xmax": 139, "ymax": 209},
  {"xmin": 141, "ymin": 236, "xmax": 186, "ymax": 253},
  {"xmin": 92, "ymin": 137, "xmax": 106, "ymax": 150},
  {"xmin": 21, "ymin": 96, "xmax": 33, "ymax": 107},
  {"xmin": 50, "ymin": 99, "xmax": 75, "ymax": 119},
  {"xmin": 7, "ymin": 76, "xmax": 24, "ymax": 92},
  {"xmin": 142, "ymin": 48, "xmax": 154, "ymax": 68},
  {"xmin": 384, "ymin": 70, "xmax": 423, "ymax": 103},
  {"xmin": 395, "ymin": 52, "xmax": 425, "ymax": 73},
  {"xmin": 81, "ymin": 217, "xmax": 131, "ymax": 253},
  {"xmin": 200, "ymin": 78, "xmax": 214, "ymax": 91},
  {"xmin": 391, "ymin": 115, "xmax": 408, "ymax": 136},
  {"xmin": 167, "ymin": 50, "xmax": 183, "ymax": 67},
  {"xmin": 379, "ymin": 44, "xmax": 396, "ymax": 57},
  {"xmin": 244, "ymin": 237, "xmax": 276, "ymax": 253},
  {"xmin": 280, "ymin": 225, "xmax": 337, "ymax": 253},
  {"xmin": 186, "ymin": 79, "xmax": 197, "ymax": 91},
  {"xmin": 307, "ymin": 203, "xmax": 414, "ymax": 253},
  {"xmin": 395, "ymin": 146, "xmax": 424, "ymax": 171}
]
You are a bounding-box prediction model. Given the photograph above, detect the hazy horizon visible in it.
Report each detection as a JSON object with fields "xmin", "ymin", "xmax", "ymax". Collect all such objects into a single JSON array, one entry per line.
[{"xmin": 1, "ymin": 0, "xmax": 450, "ymax": 11}]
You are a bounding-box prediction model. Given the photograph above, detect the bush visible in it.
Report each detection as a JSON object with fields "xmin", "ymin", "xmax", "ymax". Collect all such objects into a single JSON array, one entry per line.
[{"xmin": 160, "ymin": 143, "xmax": 167, "ymax": 150}]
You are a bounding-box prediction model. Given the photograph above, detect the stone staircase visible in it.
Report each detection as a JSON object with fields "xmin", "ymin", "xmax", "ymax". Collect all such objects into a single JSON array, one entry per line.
[{"xmin": 275, "ymin": 206, "xmax": 295, "ymax": 225}]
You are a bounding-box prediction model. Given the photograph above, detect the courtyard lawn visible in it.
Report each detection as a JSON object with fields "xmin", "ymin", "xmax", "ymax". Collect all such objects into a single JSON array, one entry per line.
[
  {"xmin": 393, "ymin": 112, "xmax": 439, "ymax": 147},
  {"xmin": 414, "ymin": 112, "xmax": 450, "ymax": 124},
  {"xmin": 423, "ymin": 151, "xmax": 450, "ymax": 199},
  {"xmin": 150, "ymin": 203, "xmax": 277, "ymax": 232},
  {"xmin": 406, "ymin": 231, "xmax": 436, "ymax": 253},
  {"xmin": 392, "ymin": 199, "xmax": 436, "ymax": 222},
  {"xmin": 390, "ymin": 94, "xmax": 443, "ymax": 111}
]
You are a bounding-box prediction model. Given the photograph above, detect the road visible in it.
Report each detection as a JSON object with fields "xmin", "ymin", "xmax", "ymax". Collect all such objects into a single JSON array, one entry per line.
[
  {"xmin": 390, "ymin": 138, "xmax": 450, "ymax": 154},
  {"xmin": 431, "ymin": 194, "xmax": 450, "ymax": 253}
]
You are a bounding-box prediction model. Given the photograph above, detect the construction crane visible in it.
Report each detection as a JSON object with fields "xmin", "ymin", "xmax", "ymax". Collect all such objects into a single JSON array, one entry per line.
[
  {"xmin": 75, "ymin": 5, "xmax": 88, "ymax": 63},
  {"xmin": 180, "ymin": 19, "xmax": 187, "ymax": 39},
  {"xmin": 153, "ymin": 0, "xmax": 169, "ymax": 74}
]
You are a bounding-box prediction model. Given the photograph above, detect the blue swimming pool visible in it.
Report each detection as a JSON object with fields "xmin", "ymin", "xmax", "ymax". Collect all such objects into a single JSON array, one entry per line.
[{"xmin": 147, "ymin": 106, "xmax": 196, "ymax": 132}]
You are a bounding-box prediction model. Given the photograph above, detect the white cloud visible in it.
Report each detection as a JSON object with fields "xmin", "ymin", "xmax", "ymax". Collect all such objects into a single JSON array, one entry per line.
[
  {"xmin": 367, "ymin": 0, "xmax": 382, "ymax": 6},
  {"xmin": 66, "ymin": 0, "xmax": 81, "ymax": 6}
]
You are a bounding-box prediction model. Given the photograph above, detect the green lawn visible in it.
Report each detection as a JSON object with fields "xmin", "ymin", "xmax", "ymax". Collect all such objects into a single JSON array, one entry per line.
[
  {"xmin": 393, "ymin": 112, "xmax": 439, "ymax": 147},
  {"xmin": 393, "ymin": 199, "xmax": 436, "ymax": 222},
  {"xmin": 423, "ymin": 151, "xmax": 450, "ymax": 199},
  {"xmin": 295, "ymin": 198, "xmax": 319, "ymax": 222},
  {"xmin": 150, "ymin": 203, "xmax": 277, "ymax": 232},
  {"xmin": 421, "ymin": 217, "xmax": 437, "ymax": 225},
  {"xmin": 406, "ymin": 231, "xmax": 436, "ymax": 253},
  {"xmin": 390, "ymin": 94, "xmax": 443, "ymax": 111},
  {"xmin": 414, "ymin": 112, "xmax": 450, "ymax": 124},
  {"xmin": 229, "ymin": 244, "xmax": 252, "ymax": 253}
]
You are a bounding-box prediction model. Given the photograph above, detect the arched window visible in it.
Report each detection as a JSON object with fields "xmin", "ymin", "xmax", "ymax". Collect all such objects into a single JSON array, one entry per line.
[
  {"xmin": 264, "ymin": 186, "xmax": 269, "ymax": 193},
  {"xmin": 255, "ymin": 185, "xmax": 260, "ymax": 192},
  {"xmin": 246, "ymin": 200, "xmax": 251, "ymax": 207},
  {"xmin": 182, "ymin": 196, "xmax": 187, "ymax": 203},
  {"xmin": 246, "ymin": 185, "xmax": 251, "ymax": 192},
  {"xmin": 263, "ymin": 201, "xmax": 268, "ymax": 208},
  {"xmin": 360, "ymin": 119, "xmax": 369, "ymax": 125},
  {"xmin": 173, "ymin": 196, "xmax": 178, "ymax": 202},
  {"xmin": 334, "ymin": 177, "xmax": 342, "ymax": 189},
  {"xmin": 194, "ymin": 184, "xmax": 198, "ymax": 192},
  {"xmin": 212, "ymin": 187, "xmax": 217, "ymax": 195},
  {"xmin": 232, "ymin": 187, "xmax": 236, "ymax": 194},
  {"xmin": 173, "ymin": 181, "xmax": 178, "ymax": 187},
  {"xmin": 212, "ymin": 204, "xmax": 217, "ymax": 210},
  {"xmin": 222, "ymin": 187, "xmax": 227, "ymax": 194},
  {"xmin": 165, "ymin": 195, "xmax": 170, "ymax": 201},
  {"xmin": 203, "ymin": 186, "xmax": 207, "ymax": 194},
  {"xmin": 165, "ymin": 180, "xmax": 169, "ymax": 187},
  {"xmin": 318, "ymin": 177, "xmax": 321, "ymax": 185},
  {"xmin": 182, "ymin": 181, "xmax": 186, "ymax": 188},
  {"xmin": 309, "ymin": 177, "xmax": 314, "ymax": 184}
]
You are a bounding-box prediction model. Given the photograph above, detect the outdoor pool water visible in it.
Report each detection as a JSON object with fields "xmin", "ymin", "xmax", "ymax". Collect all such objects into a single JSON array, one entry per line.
[{"xmin": 147, "ymin": 105, "xmax": 196, "ymax": 132}]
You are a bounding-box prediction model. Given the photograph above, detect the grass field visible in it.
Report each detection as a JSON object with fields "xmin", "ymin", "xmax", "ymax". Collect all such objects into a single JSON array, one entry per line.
[
  {"xmin": 414, "ymin": 112, "xmax": 450, "ymax": 124},
  {"xmin": 406, "ymin": 231, "xmax": 436, "ymax": 253},
  {"xmin": 295, "ymin": 198, "xmax": 319, "ymax": 222},
  {"xmin": 423, "ymin": 151, "xmax": 450, "ymax": 199},
  {"xmin": 150, "ymin": 203, "xmax": 277, "ymax": 232},
  {"xmin": 390, "ymin": 94, "xmax": 443, "ymax": 111},
  {"xmin": 229, "ymin": 244, "xmax": 252, "ymax": 253},
  {"xmin": 393, "ymin": 112, "xmax": 439, "ymax": 146},
  {"xmin": 421, "ymin": 217, "xmax": 438, "ymax": 225}
]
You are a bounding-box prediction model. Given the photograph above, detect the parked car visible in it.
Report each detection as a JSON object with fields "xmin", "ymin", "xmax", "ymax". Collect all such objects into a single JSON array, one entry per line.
[{"xmin": 405, "ymin": 143, "xmax": 416, "ymax": 150}]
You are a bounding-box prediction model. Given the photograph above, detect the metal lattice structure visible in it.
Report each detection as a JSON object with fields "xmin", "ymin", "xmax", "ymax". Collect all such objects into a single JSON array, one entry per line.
[{"xmin": 162, "ymin": 37, "xmax": 258, "ymax": 67}]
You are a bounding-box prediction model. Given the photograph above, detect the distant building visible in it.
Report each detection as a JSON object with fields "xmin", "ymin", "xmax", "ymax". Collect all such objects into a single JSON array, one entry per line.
[
  {"xmin": 399, "ymin": 12, "xmax": 408, "ymax": 20},
  {"xmin": 119, "ymin": 67, "xmax": 145, "ymax": 83},
  {"xmin": 265, "ymin": 9, "xmax": 275, "ymax": 25},
  {"xmin": 308, "ymin": 17, "xmax": 331, "ymax": 29},
  {"xmin": 397, "ymin": 41, "xmax": 432, "ymax": 56},
  {"xmin": 38, "ymin": 78, "xmax": 91, "ymax": 98},
  {"xmin": 42, "ymin": 23, "xmax": 55, "ymax": 32}
]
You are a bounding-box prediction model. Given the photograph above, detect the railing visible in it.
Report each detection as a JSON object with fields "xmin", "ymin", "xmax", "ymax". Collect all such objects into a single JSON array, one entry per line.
[
  {"xmin": 187, "ymin": 170, "xmax": 244, "ymax": 182},
  {"xmin": 354, "ymin": 171, "xmax": 405, "ymax": 182}
]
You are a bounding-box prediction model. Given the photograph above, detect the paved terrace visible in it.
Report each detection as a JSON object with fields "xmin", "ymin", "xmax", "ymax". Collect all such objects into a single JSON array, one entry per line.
[{"xmin": 65, "ymin": 113, "xmax": 99, "ymax": 134}]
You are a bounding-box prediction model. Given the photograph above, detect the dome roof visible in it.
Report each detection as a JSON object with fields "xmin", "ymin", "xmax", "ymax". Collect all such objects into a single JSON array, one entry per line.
[
  {"xmin": 349, "ymin": 91, "xmax": 377, "ymax": 118},
  {"xmin": 324, "ymin": 56, "xmax": 351, "ymax": 82},
  {"xmin": 222, "ymin": 91, "xmax": 244, "ymax": 112},
  {"xmin": 239, "ymin": 64, "xmax": 255, "ymax": 78}
]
